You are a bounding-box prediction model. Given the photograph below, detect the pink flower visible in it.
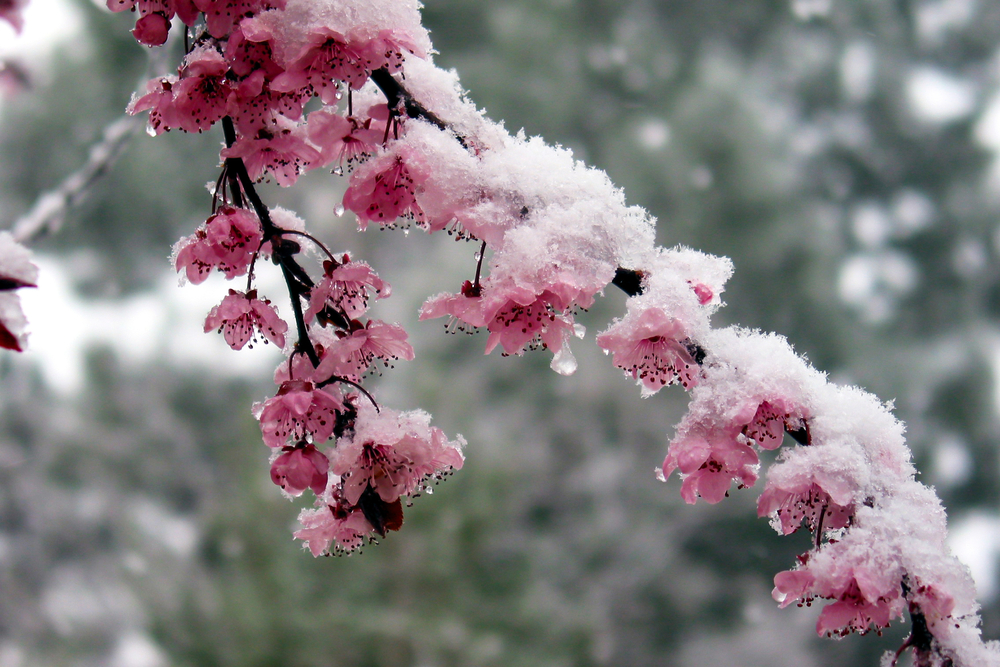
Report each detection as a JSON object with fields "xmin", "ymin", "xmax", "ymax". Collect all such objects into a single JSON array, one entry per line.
[
  {"xmin": 204, "ymin": 289, "xmax": 287, "ymax": 350},
  {"xmin": 128, "ymin": 76, "xmax": 180, "ymax": 135},
  {"xmin": 330, "ymin": 403, "xmax": 465, "ymax": 507},
  {"xmin": 131, "ymin": 12, "xmax": 171, "ymax": 46},
  {"xmin": 313, "ymin": 320, "xmax": 414, "ymax": 381},
  {"xmin": 661, "ymin": 431, "xmax": 759, "ymax": 504},
  {"xmin": 270, "ymin": 442, "xmax": 329, "ymax": 496},
  {"xmin": 773, "ymin": 552, "xmax": 905, "ymax": 638},
  {"xmin": 596, "ymin": 308, "xmax": 700, "ymax": 394},
  {"xmin": 174, "ymin": 206, "xmax": 263, "ymax": 283},
  {"xmin": 171, "ymin": 45, "xmax": 233, "ymax": 133},
  {"xmin": 418, "ymin": 281, "xmax": 490, "ymax": 330},
  {"xmin": 306, "ymin": 109, "xmax": 383, "ymax": 167},
  {"xmin": 271, "ymin": 27, "xmax": 369, "ymax": 99},
  {"xmin": 343, "ymin": 152, "xmax": 427, "ymax": 229},
  {"xmin": 757, "ymin": 480, "xmax": 854, "ymax": 536},
  {"xmin": 227, "ymin": 70, "xmax": 309, "ymax": 135},
  {"xmin": 222, "ymin": 125, "xmax": 321, "ymax": 187},
  {"xmin": 255, "ymin": 380, "xmax": 344, "ymax": 447},
  {"xmin": 483, "ymin": 289, "xmax": 576, "ymax": 357},
  {"xmin": 294, "ymin": 501, "xmax": 374, "ymax": 556},
  {"xmin": 192, "ymin": 0, "xmax": 283, "ymax": 39},
  {"xmin": 740, "ymin": 399, "xmax": 800, "ymax": 450},
  {"xmin": 356, "ymin": 29, "xmax": 424, "ymax": 73},
  {"xmin": 108, "ymin": 0, "xmax": 198, "ymax": 45},
  {"xmin": 305, "ymin": 255, "xmax": 390, "ymax": 322}
]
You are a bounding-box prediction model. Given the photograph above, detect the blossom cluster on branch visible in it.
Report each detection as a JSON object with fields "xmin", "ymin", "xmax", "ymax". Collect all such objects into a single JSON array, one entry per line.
[{"xmin": 115, "ymin": 0, "xmax": 998, "ymax": 663}]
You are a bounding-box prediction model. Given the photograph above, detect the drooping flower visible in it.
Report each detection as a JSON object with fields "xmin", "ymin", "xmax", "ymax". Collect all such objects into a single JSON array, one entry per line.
[
  {"xmin": 255, "ymin": 380, "xmax": 344, "ymax": 447},
  {"xmin": 174, "ymin": 206, "xmax": 264, "ymax": 283},
  {"xmin": 330, "ymin": 402, "xmax": 465, "ymax": 507},
  {"xmin": 271, "ymin": 27, "xmax": 369, "ymax": 99},
  {"xmin": 270, "ymin": 442, "xmax": 329, "ymax": 496},
  {"xmin": 306, "ymin": 109, "xmax": 384, "ymax": 167},
  {"xmin": 312, "ymin": 319, "xmax": 414, "ymax": 381},
  {"xmin": 660, "ymin": 430, "xmax": 759, "ymax": 504},
  {"xmin": 171, "ymin": 45, "xmax": 234, "ymax": 133},
  {"xmin": 204, "ymin": 289, "xmax": 287, "ymax": 350},
  {"xmin": 343, "ymin": 151, "xmax": 427, "ymax": 229},
  {"xmin": 597, "ymin": 308, "xmax": 700, "ymax": 394},
  {"xmin": 294, "ymin": 499, "xmax": 373, "ymax": 556},
  {"xmin": 305, "ymin": 255, "xmax": 390, "ymax": 323},
  {"xmin": 222, "ymin": 124, "xmax": 321, "ymax": 187}
]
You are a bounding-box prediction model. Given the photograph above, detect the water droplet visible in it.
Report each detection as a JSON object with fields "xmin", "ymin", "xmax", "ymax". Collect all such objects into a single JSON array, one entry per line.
[
  {"xmin": 403, "ymin": 229, "xmax": 410, "ymax": 236},
  {"xmin": 550, "ymin": 346, "xmax": 578, "ymax": 376},
  {"xmin": 332, "ymin": 166, "xmax": 344, "ymax": 176},
  {"xmin": 573, "ymin": 323, "xmax": 586, "ymax": 339},
  {"xmin": 334, "ymin": 205, "xmax": 345, "ymax": 217},
  {"xmin": 474, "ymin": 252, "xmax": 482, "ymax": 261},
  {"xmin": 425, "ymin": 486, "xmax": 433, "ymax": 494},
  {"xmin": 145, "ymin": 124, "xmax": 157, "ymax": 137}
]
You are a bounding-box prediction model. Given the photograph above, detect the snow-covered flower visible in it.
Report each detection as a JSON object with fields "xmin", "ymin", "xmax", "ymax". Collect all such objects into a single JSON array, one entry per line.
[{"xmin": 204, "ymin": 289, "xmax": 287, "ymax": 350}]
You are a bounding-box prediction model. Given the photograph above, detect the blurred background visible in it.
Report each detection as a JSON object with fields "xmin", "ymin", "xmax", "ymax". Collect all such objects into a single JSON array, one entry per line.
[{"xmin": 1, "ymin": 0, "xmax": 1000, "ymax": 665}]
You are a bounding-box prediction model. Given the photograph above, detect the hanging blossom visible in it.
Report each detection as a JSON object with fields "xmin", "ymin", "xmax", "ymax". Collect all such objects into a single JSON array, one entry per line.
[
  {"xmin": 255, "ymin": 380, "xmax": 344, "ymax": 448},
  {"xmin": 173, "ymin": 206, "xmax": 264, "ymax": 284},
  {"xmin": 204, "ymin": 289, "xmax": 287, "ymax": 350},
  {"xmin": 305, "ymin": 254, "xmax": 390, "ymax": 323},
  {"xmin": 270, "ymin": 441, "xmax": 329, "ymax": 496}
]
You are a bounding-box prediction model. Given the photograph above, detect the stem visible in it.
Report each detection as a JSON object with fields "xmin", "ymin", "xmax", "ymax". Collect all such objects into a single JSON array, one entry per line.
[
  {"xmin": 473, "ymin": 240, "xmax": 487, "ymax": 292},
  {"xmin": 279, "ymin": 229, "xmax": 338, "ymax": 263}
]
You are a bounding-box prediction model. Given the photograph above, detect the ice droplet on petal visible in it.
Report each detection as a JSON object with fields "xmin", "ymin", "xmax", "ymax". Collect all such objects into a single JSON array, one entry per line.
[
  {"xmin": 655, "ymin": 467, "xmax": 667, "ymax": 483},
  {"xmin": 573, "ymin": 323, "xmax": 586, "ymax": 339},
  {"xmin": 146, "ymin": 123, "xmax": 157, "ymax": 137},
  {"xmin": 334, "ymin": 204, "xmax": 345, "ymax": 217},
  {"xmin": 332, "ymin": 166, "xmax": 344, "ymax": 177},
  {"xmin": 550, "ymin": 345, "xmax": 578, "ymax": 375}
]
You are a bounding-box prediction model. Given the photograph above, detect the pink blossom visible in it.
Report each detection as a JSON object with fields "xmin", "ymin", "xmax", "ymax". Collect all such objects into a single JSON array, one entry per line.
[
  {"xmin": 174, "ymin": 206, "xmax": 263, "ymax": 283},
  {"xmin": 356, "ymin": 29, "xmax": 424, "ymax": 73},
  {"xmin": 204, "ymin": 289, "xmax": 287, "ymax": 350},
  {"xmin": 306, "ymin": 109, "xmax": 383, "ymax": 167},
  {"xmin": 131, "ymin": 12, "xmax": 170, "ymax": 46},
  {"xmin": 108, "ymin": 0, "xmax": 198, "ymax": 45},
  {"xmin": 305, "ymin": 255, "xmax": 390, "ymax": 323},
  {"xmin": 128, "ymin": 76, "xmax": 180, "ymax": 135},
  {"xmin": 418, "ymin": 282, "xmax": 490, "ymax": 330},
  {"xmin": 192, "ymin": 0, "xmax": 283, "ymax": 39},
  {"xmin": 331, "ymin": 403, "xmax": 465, "ymax": 507},
  {"xmin": 757, "ymin": 480, "xmax": 854, "ymax": 536},
  {"xmin": 691, "ymin": 282, "xmax": 714, "ymax": 305},
  {"xmin": 271, "ymin": 27, "xmax": 369, "ymax": 99},
  {"xmin": 740, "ymin": 399, "xmax": 801, "ymax": 450},
  {"xmin": 483, "ymin": 289, "xmax": 576, "ymax": 357},
  {"xmin": 773, "ymin": 556, "xmax": 905, "ymax": 638},
  {"xmin": 343, "ymin": 152, "xmax": 427, "ymax": 229},
  {"xmin": 224, "ymin": 25, "xmax": 284, "ymax": 79},
  {"xmin": 227, "ymin": 70, "xmax": 309, "ymax": 135},
  {"xmin": 294, "ymin": 501, "xmax": 374, "ymax": 556},
  {"xmin": 661, "ymin": 431, "xmax": 759, "ymax": 504},
  {"xmin": 270, "ymin": 442, "xmax": 329, "ymax": 496},
  {"xmin": 596, "ymin": 308, "xmax": 700, "ymax": 393},
  {"xmin": 171, "ymin": 45, "xmax": 234, "ymax": 133},
  {"xmin": 312, "ymin": 319, "xmax": 414, "ymax": 381},
  {"xmin": 222, "ymin": 125, "xmax": 321, "ymax": 187},
  {"xmin": 255, "ymin": 380, "xmax": 344, "ymax": 447}
]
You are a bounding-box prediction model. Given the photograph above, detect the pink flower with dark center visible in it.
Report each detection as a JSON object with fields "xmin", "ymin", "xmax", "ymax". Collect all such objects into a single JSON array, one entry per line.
[
  {"xmin": 356, "ymin": 29, "xmax": 424, "ymax": 74},
  {"xmin": 294, "ymin": 500, "xmax": 373, "ymax": 556},
  {"xmin": 418, "ymin": 282, "xmax": 490, "ymax": 331},
  {"xmin": 270, "ymin": 442, "xmax": 329, "ymax": 496},
  {"xmin": 483, "ymin": 290, "xmax": 575, "ymax": 357},
  {"xmin": 204, "ymin": 289, "xmax": 287, "ymax": 351},
  {"xmin": 193, "ymin": 0, "xmax": 283, "ymax": 39},
  {"xmin": 740, "ymin": 399, "xmax": 804, "ymax": 450},
  {"xmin": 757, "ymin": 481, "xmax": 853, "ymax": 536},
  {"xmin": 227, "ymin": 70, "xmax": 309, "ymax": 134},
  {"xmin": 306, "ymin": 109, "xmax": 384, "ymax": 167},
  {"xmin": 343, "ymin": 152, "xmax": 427, "ymax": 229},
  {"xmin": 255, "ymin": 380, "xmax": 343, "ymax": 447},
  {"xmin": 597, "ymin": 308, "xmax": 699, "ymax": 393},
  {"xmin": 272, "ymin": 27, "xmax": 369, "ymax": 98},
  {"xmin": 661, "ymin": 432, "xmax": 759, "ymax": 504},
  {"xmin": 222, "ymin": 125, "xmax": 321, "ymax": 187},
  {"xmin": 305, "ymin": 255, "xmax": 390, "ymax": 323},
  {"xmin": 128, "ymin": 76, "xmax": 180, "ymax": 135},
  {"xmin": 313, "ymin": 319, "xmax": 414, "ymax": 381},
  {"xmin": 224, "ymin": 25, "xmax": 283, "ymax": 79},
  {"xmin": 174, "ymin": 206, "xmax": 263, "ymax": 283},
  {"xmin": 172, "ymin": 46, "xmax": 233, "ymax": 133},
  {"xmin": 331, "ymin": 403, "xmax": 465, "ymax": 507}
]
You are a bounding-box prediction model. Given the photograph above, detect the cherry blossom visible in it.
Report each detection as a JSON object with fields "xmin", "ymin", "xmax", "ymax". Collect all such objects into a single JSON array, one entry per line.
[
  {"xmin": 221, "ymin": 123, "xmax": 321, "ymax": 186},
  {"xmin": 255, "ymin": 380, "xmax": 343, "ymax": 447},
  {"xmin": 305, "ymin": 255, "xmax": 389, "ymax": 323},
  {"xmin": 294, "ymin": 500, "xmax": 374, "ymax": 556},
  {"xmin": 343, "ymin": 151, "xmax": 427, "ymax": 229},
  {"xmin": 174, "ymin": 206, "xmax": 264, "ymax": 283},
  {"xmin": 306, "ymin": 109, "xmax": 384, "ymax": 167},
  {"xmin": 597, "ymin": 308, "xmax": 700, "ymax": 394},
  {"xmin": 312, "ymin": 319, "xmax": 414, "ymax": 381},
  {"xmin": 270, "ymin": 442, "xmax": 329, "ymax": 496},
  {"xmin": 204, "ymin": 289, "xmax": 287, "ymax": 350},
  {"xmin": 330, "ymin": 402, "xmax": 465, "ymax": 507},
  {"xmin": 660, "ymin": 431, "xmax": 759, "ymax": 504}
]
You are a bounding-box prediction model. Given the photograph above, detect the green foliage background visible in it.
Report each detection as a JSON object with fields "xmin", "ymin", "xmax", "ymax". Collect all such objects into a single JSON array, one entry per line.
[{"xmin": 1, "ymin": 0, "xmax": 999, "ymax": 665}]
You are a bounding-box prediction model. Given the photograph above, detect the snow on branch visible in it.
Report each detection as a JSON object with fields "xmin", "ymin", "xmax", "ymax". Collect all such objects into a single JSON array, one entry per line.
[{"xmin": 114, "ymin": 0, "xmax": 999, "ymax": 663}]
